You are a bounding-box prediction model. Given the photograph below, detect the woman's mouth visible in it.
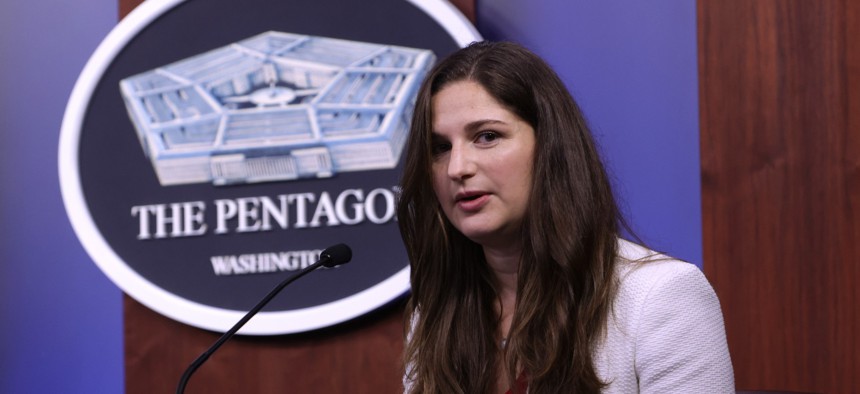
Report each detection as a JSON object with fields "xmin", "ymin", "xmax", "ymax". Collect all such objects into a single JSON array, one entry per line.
[{"xmin": 455, "ymin": 192, "xmax": 490, "ymax": 211}]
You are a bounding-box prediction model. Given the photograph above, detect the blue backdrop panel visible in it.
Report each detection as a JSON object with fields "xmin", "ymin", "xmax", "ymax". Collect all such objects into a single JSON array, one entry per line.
[
  {"xmin": 478, "ymin": 0, "xmax": 702, "ymax": 266},
  {"xmin": 0, "ymin": 1, "xmax": 123, "ymax": 393}
]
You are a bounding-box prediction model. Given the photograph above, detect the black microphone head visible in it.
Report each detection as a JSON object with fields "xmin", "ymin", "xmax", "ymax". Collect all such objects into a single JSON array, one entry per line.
[{"xmin": 320, "ymin": 243, "xmax": 352, "ymax": 268}]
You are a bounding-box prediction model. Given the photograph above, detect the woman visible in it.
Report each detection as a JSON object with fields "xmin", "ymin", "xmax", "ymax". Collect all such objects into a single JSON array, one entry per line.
[{"xmin": 397, "ymin": 41, "xmax": 734, "ymax": 393}]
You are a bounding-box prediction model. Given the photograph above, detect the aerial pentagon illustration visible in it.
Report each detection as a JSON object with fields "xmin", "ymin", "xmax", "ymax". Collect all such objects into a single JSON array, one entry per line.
[{"xmin": 119, "ymin": 32, "xmax": 436, "ymax": 186}]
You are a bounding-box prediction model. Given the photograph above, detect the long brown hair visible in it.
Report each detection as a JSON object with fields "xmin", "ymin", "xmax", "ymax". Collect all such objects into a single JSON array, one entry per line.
[{"xmin": 398, "ymin": 41, "xmax": 621, "ymax": 393}]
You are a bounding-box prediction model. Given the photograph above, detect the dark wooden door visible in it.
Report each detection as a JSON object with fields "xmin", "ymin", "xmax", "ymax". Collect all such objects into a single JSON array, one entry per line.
[{"xmin": 699, "ymin": 1, "xmax": 860, "ymax": 392}]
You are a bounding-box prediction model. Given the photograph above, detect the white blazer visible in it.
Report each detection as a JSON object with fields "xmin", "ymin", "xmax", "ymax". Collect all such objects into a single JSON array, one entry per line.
[{"xmin": 595, "ymin": 239, "xmax": 734, "ymax": 393}]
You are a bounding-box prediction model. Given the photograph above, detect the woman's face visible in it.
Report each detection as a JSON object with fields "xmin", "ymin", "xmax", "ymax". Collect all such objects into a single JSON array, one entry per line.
[{"xmin": 430, "ymin": 80, "xmax": 536, "ymax": 249}]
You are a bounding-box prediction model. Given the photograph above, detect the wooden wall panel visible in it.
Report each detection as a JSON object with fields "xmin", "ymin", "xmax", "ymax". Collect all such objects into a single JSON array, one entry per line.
[
  {"xmin": 699, "ymin": 0, "xmax": 859, "ymax": 392},
  {"xmin": 116, "ymin": 0, "xmax": 475, "ymax": 393},
  {"xmin": 124, "ymin": 297, "xmax": 406, "ymax": 393}
]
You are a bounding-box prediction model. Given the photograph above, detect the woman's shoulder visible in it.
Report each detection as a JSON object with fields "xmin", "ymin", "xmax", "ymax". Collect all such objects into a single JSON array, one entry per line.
[
  {"xmin": 614, "ymin": 238, "xmax": 708, "ymax": 295},
  {"xmin": 609, "ymin": 238, "xmax": 728, "ymax": 361},
  {"xmin": 602, "ymin": 238, "xmax": 734, "ymax": 393}
]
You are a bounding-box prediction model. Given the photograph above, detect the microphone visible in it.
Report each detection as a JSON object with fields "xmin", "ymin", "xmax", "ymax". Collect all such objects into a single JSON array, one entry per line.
[
  {"xmin": 318, "ymin": 243, "xmax": 352, "ymax": 268},
  {"xmin": 176, "ymin": 243, "xmax": 353, "ymax": 394}
]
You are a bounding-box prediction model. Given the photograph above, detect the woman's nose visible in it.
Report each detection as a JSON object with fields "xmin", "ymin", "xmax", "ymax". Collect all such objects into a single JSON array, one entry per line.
[{"xmin": 447, "ymin": 145, "xmax": 476, "ymax": 180}]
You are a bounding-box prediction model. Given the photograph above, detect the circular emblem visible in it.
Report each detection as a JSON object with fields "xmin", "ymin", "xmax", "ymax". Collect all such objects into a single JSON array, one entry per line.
[{"xmin": 60, "ymin": 0, "xmax": 480, "ymax": 335}]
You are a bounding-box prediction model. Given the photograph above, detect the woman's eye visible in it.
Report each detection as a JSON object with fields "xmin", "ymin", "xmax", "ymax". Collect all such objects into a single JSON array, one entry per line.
[
  {"xmin": 431, "ymin": 142, "xmax": 451, "ymax": 156},
  {"xmin": 476, "ymin": 131, "xmax": 499, "ymax": 144}
]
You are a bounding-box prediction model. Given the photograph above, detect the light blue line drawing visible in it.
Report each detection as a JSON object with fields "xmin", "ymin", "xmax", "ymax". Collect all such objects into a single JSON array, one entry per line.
[{"xmin": 119, "ymin": 32, "xmax": 436, "ymax": 186}]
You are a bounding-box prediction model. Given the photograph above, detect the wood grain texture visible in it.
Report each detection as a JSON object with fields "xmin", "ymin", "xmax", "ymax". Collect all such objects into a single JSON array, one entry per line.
[
  {"xmin": 124, "ymin": 296, "xmax": 406, "ymax": 393},
  {"xmin": 699, "ymin": 0, "xmax": 859, "ymax": 392},
  {"xmin": 116, "ymin": 0, "xmax": 475, "ymax": 392},
  {"xmin": 118, "ymin": 0, "xmax": 140, "ymax": 20}
]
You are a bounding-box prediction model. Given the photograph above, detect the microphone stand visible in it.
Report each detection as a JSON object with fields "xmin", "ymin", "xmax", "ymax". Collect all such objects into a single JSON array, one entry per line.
[{"xmin": 176, "ymin": 257, "xmax": 329, "ymax": 394}]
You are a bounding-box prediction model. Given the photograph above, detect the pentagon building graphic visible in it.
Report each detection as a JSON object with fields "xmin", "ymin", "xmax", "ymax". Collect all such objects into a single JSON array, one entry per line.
[{"xmin": 119, "ymin": 32, "xmax": 436, "ymax": 186}]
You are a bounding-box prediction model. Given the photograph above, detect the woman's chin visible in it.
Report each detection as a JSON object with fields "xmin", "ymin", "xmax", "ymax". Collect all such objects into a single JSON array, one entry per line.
[{"xmin": 458, "ymin": 227, "xmax": 520, "ymax": 251}]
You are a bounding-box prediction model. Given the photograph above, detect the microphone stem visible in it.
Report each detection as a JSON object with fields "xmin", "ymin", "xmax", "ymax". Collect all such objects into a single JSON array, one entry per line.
[{"xmin": 176, "ymin": 258, "xmax": 327, "ymax": 394}]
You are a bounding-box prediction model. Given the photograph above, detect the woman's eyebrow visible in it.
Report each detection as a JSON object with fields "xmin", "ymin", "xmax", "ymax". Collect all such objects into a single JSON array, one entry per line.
[
  {"xmin": 463, "ymin": 119, "xmax": 506, "ymax": 132},
  {"xmin": 430, "ymin": 119, "xmax": 507, "ymax": 138}
]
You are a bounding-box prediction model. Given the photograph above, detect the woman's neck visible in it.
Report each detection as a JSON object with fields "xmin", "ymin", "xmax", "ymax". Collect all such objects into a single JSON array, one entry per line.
[
  {"xmin": 483, "ymin": 244, "xmax": 520, "ymax": 339},
  {"xmin": 483, "ymin": 244, "xmax": 523, "ymax": 394}
]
